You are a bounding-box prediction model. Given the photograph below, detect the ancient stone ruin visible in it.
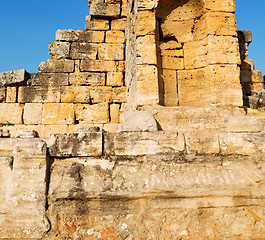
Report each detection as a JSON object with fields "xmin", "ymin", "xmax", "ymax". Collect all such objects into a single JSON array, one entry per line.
[{"xmin": 1, "ymin": 0, "xmax": 265, "ymax": 238}]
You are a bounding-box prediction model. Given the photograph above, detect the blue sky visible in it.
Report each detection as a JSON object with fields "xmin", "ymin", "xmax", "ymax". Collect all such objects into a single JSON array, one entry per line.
[{"xmin": 0, "ymin": 0, "xmax": 264, "ymax": 74}]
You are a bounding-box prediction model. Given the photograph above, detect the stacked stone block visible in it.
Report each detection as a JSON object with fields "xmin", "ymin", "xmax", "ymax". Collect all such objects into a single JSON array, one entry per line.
[{"xmin": 0, "ymin": 1, "xmax": 127, "ymax": 137}]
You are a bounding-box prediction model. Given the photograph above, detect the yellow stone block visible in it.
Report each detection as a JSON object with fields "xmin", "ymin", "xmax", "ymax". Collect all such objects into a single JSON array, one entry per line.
[
  {"xmin": 111, "ymin": 18, "xmax": 126, "ymax": 31},
  {"xmin": 98, "ymin": 43, "xmax": 124, "ymax": 60},
  {"xmin": 60, "ymin": 86, "xmax": 90, "ymax": 103},
  {"xmin": 80, "ymin": 60, "xmax": 117, "ymax": 72},
  {"xmin": 136, "ymin": 35, "xmax": 157, "ymax": 65},
  {"xmin": 42, "ymin": 103, "xmax": 74, "ymax": 125},
  {"xmin": 106, "ymin": 30, "xmax": 125, "ymax": 43},
  {"xmin": 110, "ymin": 104, "xmax": 120, "ymax": 123},
  {"xmin": 23, "ymin": 103, "xmax": 43, "ymax": 125},
  {"xmin": 0, "ymin": 103, "xmax": 23, "ymax": 125},
  {"xmin": 135, "ymin": 11, "xmax": 156, "ymax": 36},
  {"xmin": 107, "ymin": 72, "xmax": 124, "ymax": 86},
  {"xmin": 6, "ymin": 87, "xmax": 17, "ymax": 103},
  {"xmin": 75, "ymin": 103, "xmax": 109, "ymax": 124}
]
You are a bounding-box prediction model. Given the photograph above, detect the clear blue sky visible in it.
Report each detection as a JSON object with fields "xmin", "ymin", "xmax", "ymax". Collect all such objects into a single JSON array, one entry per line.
[{"xmin": 0, "ymin": 0, "xmax": 264, "ymax": 74}]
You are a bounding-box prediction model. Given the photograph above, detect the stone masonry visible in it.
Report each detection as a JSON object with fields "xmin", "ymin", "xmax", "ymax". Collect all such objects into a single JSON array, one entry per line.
[{"xmin": 1, "ymin": 0, "xmax": 265, "ymax": 239}]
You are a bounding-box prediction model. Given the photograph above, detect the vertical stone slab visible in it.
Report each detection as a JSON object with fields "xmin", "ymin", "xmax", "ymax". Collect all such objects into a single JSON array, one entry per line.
[{"xmin": 0, "ymin": 139, "xmax": 50, "ymax": 238}]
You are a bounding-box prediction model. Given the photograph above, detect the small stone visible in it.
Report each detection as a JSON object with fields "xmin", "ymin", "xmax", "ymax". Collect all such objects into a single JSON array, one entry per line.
[
  {"xmin": 0, "ymin": 129, "xmax": 10, "ymax": 138},
  {"xmin": 16, "ymin": 130, "xmax": 38, "ymax": 138}
]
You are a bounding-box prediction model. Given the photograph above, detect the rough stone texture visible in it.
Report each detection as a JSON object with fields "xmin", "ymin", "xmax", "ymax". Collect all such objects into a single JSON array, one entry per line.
[
  {"xmin": 39, "ymin": 59, "xmax": 75, "ymax": 73},
  {"xmin": 0, "ymin": 103, "xmax": 23, "ymax": 125},
  {"xmin": 42, "ymin": 103, "xmax": 75, "ymax": 125},
  {"xmin": 6, "ymin": 87, "xmax": 17, "ymax": 103},
  {"xmin": 90, "ymin": 2, "xmax": 121, "ymax": 19},
  {"xmin": 49, "ymin": 133, "xmax": 102, "ymax": 157},
  {"xmin": 0, "ymin": 69, "xmax": 28, "ymax": 87},
  {"xmin": 119, "ymin": 111, "xmax": 159, "ymax": 132},
  {"xmin": 30, "ymin": 73, "xmax": 69, "ymax": 87},
  {"xmin": 60, "ymin": 86, "xmax": 90, "ymax": 103},
  {"xmin": 48, "ymin": 41, "xmax": 70, "ymax": 59},
  {"xmin": 23, "ymin": 103, "xmax": 43, "ymax": 125}
]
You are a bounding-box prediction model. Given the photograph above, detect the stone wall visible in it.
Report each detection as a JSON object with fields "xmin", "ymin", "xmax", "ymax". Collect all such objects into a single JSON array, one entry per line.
[
  {"xmin": 1, "ymin": 130, "xmax": 265, "ymax": 238},
  {"xmin": 0, "ymin": 0, "xmax": 128, "ymax": 138}
]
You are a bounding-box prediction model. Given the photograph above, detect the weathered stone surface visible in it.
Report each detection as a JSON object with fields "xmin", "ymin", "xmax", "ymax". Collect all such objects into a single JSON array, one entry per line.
[
  {"xmin": 119, "ymin": 111, "xmax": 158, "ymax": 132},
  {"xmin": 0, "ymin": 139, "xmax": 14, "ymax": 156},
  {"xmin": 0, "ymin": 129, "xmax": 10, "ymax": 139},
  {"xmin": 106, "ymin": 30, "xmax": 125, "ymax": 43},
  {"xmin": 90, "ymin": 2, "xmax": 121, "ymax": 18},
  {"xmin": 42, "ymin": 103, "xmax": 75, "ymax": 124},
  {"xmin": 30, "ymin": 73, "xmax": 69, "ymax": 87},
  {"xmin": 111, "ymin": 18, "xmax": 126, "ymax": 30},
  {"xmin": 75, "ymin": 103, "xmax": 109, "ymax": 124},
  {"xmin": 202, "ymin": 0, "xmax": 236, "ymax": 13},
  {"xmin": 136, "ymin": 35, "xmax": 157, "ymax": 65},
  {"xmin": 16, "ymin": 129, "xmax": 38, "ymax": 138},
  {"xmin": 106, "ymin": 72, "xmax": 124, "ymax": 86},
  {"xmin": 56, "ymin": 29, "xmax": 105, "ymax": 43},
  {"xmin": 48, "ymin": 41, "xmax": 70, "ymax": 59},
  {"xmin": 0, "ymin": 103, "xmax": 23, "ymax": 125},
  {"xmin": 98, "ymin": 43, "xmax": 124, "ymax": 60},
  {"xmin": 49, "ymin": 132, "xmax": 103, "ymax": 157},
  {"xmin": 0, "ymin": 69, "xmax": 28, "ymax": 87},
  {"xmin": 70, "ymin": 42, "xmax": 98, "ymax": 59},
  {"xmin": 80, "ymin": 60, "xmax": 117, "ymax": 72},
  {"xmin": 135, "ymin": 11, "xmax": 156, "ymax": 36},
  {"xmin": 23, "ymin": 103, "xmax": 43, "ymax": 125},
  {"xmin": 110, "ymin": 104, "xmax": 120, "ymax": 123},
  {"xmin": 38, "ymin": 59, "xmax": 75, "ymax": 73},
  {"xmin": 0, "ymin": 87, "xmax": 5, "ymax": 102},
  {"xmin": 85, "ymin": 16, "xmax": 109, "ymax": 30},
  {"xmin": 18, "ymin": 86, "xmax": 60, "ymax": 103},
  {"xmin": 6, "ymin": 87, "xmax": 17, "ymax": 103},
  {"xmin": 0, "ymin": 139, "xmax": 49, "ymax": 238},
  {"xmin": 69, "ymin": 72, "xmax": 105, "ymax": 85},
  {"xmin": 113, "ymin": 131, "xmax": 185, "ymax": 155},
  {"xmin": 60, "ymin": 86, "xmax": 90, "ymax": 103}
]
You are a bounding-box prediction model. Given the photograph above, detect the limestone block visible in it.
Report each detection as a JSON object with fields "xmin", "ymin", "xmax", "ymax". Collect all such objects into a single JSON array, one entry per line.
[
  {"xmin": 0, "ymin": 156, "xmax": 13, "ymax": 217},
  {"xmin": 80, "ymin": 60, "xmax": 116, "ymax": 72},
  {"xmin": 185, "ymin": 132, "xmax": 220, "ymax": 154},
  {"xmin": 112, "ymin": 86, "xmax": 127, "ymax": 102},
  {"xmin": 30, "ymin": 73, "xmax": 69, "ymax": 87},
  {"xmin": 161, "ymin": 69, "xmax": 178, "ymax": 106},
  {"xmin": 49, "ymin": 159, "xmax": 114, "ymax": 201},
  {"xmin": 42, "ymin": 103, "xmax": 74, "ymax": 125},
  {"xmin": 75, "ymin": 103, "xmax": 109, "ymax": 124},
  {"xmin": 117, "ymin": 60, "xmax": 126, "ymax": 72},
  {"xmin": 205, "ymin": 65, "xmax": 242, "ymax": 107},
  {"xmin": 110, "ymin": 104, "xmax": 120, "ymax": 123},
  {"xmin": 23, "ymin": 103, "xmax": 42, "ymax": 125},
  {"xmin": 161, "ymin": 56, "xmax": 184, "ymax": 70},
  {"xmin": 160, "ymin": 40, "xmax": 182, "ymax": 51},
  {"xmin": 111, "ymin": 18, "xmax": 126, "ymax": 31},
  {"xmin": 56, "ymin": 29, "xmax": 105, "ymax": 43},
  {"xmin": 38, "ymin": 59, "xmax": 75, "ymax": 73},
  {"xmin": 136, "ymin": 35, "xmax": 157, "ymax": 65},
  {"xmin": 193, "ymin": 12, "xmax": 237, "ymax": 41},
  {"xmin": 121, "ymin": 0, "xmax": 128, "ymax": 17},
  {"xmin": 106, "ymin": 30, "xmax": 125, "ymax": 43},
  {"xmin": 160, "ymin": 19, "xmax": 194, "ymax": 43},
  {"xmin": 0, "ymin": 88, "xmax": 5, "ymax": 102},
  {"xmin": 48, "ymin": 41, "xmax": 70, "ymax": 59},
  {"xmin": 251, "ymin": 82, "xmax": 264, "ymax": 92},
  {"xmin": 183, "ymin": 38, "xmax": 208, "ymax": 69},
  {"xmin": 1, "ymin": 139, "xmax": 50, "ymax": 238},
  {"xmin": 49, "ymin": 132, "xmax": 103, "ymax": 157},
  {"xmin": 238, "ymin": 30, "xmax": 252, "ymax": 44},
  {"xmin": 89, "ymin": 86, "xmax": 113, "ymax": 103},
  {"xmin": 60, "ymin": 86, "xmax": 90, "ymax": 103},
  {"xmin": 18, "ymin": 86, "xmax": 60, "ymax": 103},
  {"xmin": 90, "ymin": 2, "xmax": 120, "ymax": 18},
  {"xmin": 136, "ymin": 65, "xmax": 159, "ymax": 105},
  {"xmin": 103, "ymin": 123, "xmax": 120, "ymax": 133},
  {"xmin": 42, "ymin": 125, "xmax": 69, "ymax": 138},
  {"xmin": 113, "ymin": 131, "xmax": 185, "ymax": 155},
  {"xmin": 252, "ymin": 70, "xmax": 264, "ymax": 83},
  {"xmin": 70, "ymin": 42, "xmax": 98, "ymax": 60},
  {"xmin": 98, "ymin": 43, "xmax": 124, "ymax": 60},
  {"xmin": 69, "ymin": 72, "xmax": 105, "ymax": 86},
  {"xmin": 16, "ymin": 129, "xmax": 38, "ymax": 138},
  {"xmin": 178, "ymin": 68, "xmax": 212, "ymax": 107},
  {"xmin": 119, "ymin": 111, "xmax": 158, "ymax": 132},
  {"xmin": 85, "ymin": 16, "xmax": 109, "ymax": 30},
  {"xmin": 107, "ymin": 72, "xmax": 124, "ymax": 86},
  {"xmin": 202, "ymin": 0, "xmax": 235, "ymax": 13},
  {"xmin": 219, "ymin": 133, "xmax": 257, "ymax": 155},
  {"xmin": 6, "ymin": 87, "xmax": 17, "ymax": 103},
  {"xmin": 0, "ymin": 103, "xmax": 23, "ymax": 124},
  {"xmin": 221, "ymin": 116, "xmax": 262, "ymax": 133},
  {"xmin": 207, "ymin": 35, "xmax": 241, "ymax": 65},
  {"xmin": 0, "ymin": 139, "xmax": 15, "ymax": 156},
  {"xmin": 135, "ymin": 11, "xmax": 156, "ymax": 36},
  {"xmin": 137, "ymin": 0, "xmax": 159, "ymax": 10},
  {"xmin": 0, "ymin": 69, "xmax": 28, "ymax": 87}
]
